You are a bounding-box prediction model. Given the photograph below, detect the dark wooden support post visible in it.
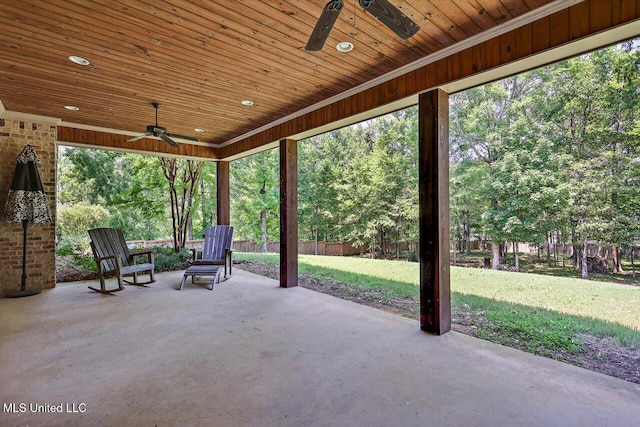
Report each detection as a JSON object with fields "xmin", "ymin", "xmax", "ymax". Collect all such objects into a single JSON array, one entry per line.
[
  {"xmin": 418, "ymin": 89, "xmax": 451, "ymax": 335},
  {"xmin": 280, "ymin": 139, "xmax": 298, "ymax": 288},
  {"xmin": 217, "ymin": 161, "xmax": 230, "ymax": 225}
]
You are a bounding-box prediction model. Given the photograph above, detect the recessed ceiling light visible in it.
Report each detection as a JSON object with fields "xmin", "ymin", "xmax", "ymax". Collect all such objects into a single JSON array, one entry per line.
[
  {"xmin": 241, "ymin": 100, "xmax": 254, "ymax": 106},
  {"xmin": 64, "ymin": 105, "xmax": 79, "ymax": 111},
  {"xmin": 336, "ymin": 42, "xmax": 354, "ymax": 52},
  {"xmin": 194, "ymin": 128, "xmax": 205, "ymax": 133},
  {"xmin": 68, "ymin": 55, "xmax": 90, "ymax": 66}
]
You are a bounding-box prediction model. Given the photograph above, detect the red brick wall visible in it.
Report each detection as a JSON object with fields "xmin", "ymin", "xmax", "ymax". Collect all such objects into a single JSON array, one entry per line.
[{"xmin": 0, "ymin": 118, "xmax": 56, "ymax": 295}]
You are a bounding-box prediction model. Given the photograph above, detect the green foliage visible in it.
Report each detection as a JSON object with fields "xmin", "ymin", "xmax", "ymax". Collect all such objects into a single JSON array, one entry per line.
[
  {"xmin": 192, "ymin": 161, "xmax": 217, "ymax": 238},
  {"xmin": 57, "ymin": 202, "xmax": 111, "ymax": 237},
  {"xmin": 56, "ymin": 202, "xmax": 111, "ymax": 255},
  {"xmin": 231, "ymin": 150, "xmax": 280, "ymax": 248},
  {"xmin": 297, "ymin": 108, "xmax": 419, "ymax": 254},
  {"xmin": 57, "ymin": 148, "xmax": 170, "ymax": 241},
  {"xmin": 147, "ymin": 246, "xmax": 192, "ymax": 271},
  {"xmin": 449, "ymin": 42, "xmax": 640, "ymax": 274},
  {"xmin": 72, "ymin": 254, "xmax": 99, "ymax": 273}
]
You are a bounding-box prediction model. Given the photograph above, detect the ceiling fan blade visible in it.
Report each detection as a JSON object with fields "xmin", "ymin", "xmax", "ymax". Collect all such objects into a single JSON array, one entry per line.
[
  {"xmin": 166, "ymin": 132, "xmax": 199, "ymax": 142},
  {"xmin": 160, "ymin": 133, "xmax": 180, "ymax": 148},
  {"xmin": 305, "ymin": 0, "xmax": 344, "ymax": 51},
  {"xmin": 127, "ymin": 133, "xmax": 151, "ymax": 142},
  {"xmin": 359, "ymin": 0, "xmax": 419, "ymax": 40}
]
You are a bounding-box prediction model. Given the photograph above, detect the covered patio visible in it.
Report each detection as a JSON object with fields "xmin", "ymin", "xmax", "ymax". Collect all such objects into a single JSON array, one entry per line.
[
  {"xmin": 1, "ymin": 1, "xmax": 640, "ymax": 424},
  {"xmin": 1, "ymin": 269, "xmax": 639, "ymax": 426}
]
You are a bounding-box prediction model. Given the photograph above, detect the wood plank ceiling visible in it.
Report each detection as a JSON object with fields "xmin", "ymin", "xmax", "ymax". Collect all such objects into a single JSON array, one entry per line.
[{"xmin": 0, "ymin": 0, "xmax": 553, "ymax": 152}]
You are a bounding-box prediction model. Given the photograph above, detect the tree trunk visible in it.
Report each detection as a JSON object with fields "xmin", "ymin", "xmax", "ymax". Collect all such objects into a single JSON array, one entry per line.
[
  {"xmin": 571, "ymin": 227, "xmax": 580, "ymax": 271},
  {"xmin": 160, "ymin": 158, "xmax": 204, "ymax": 253},
  {"xmin": 617, "ymin": 247, "xmax": 624, "ymax": 272},
  {"xmin": 573, "ymin": 244, "xmax": 581, "ymax": 271},
  {"xmin": 632, "ymin": 247, "xmax": 636, "ymax": 278},
  {"xmin": 314, "ymin": 227, "xmax": 318, "ymax": 256},
  {"xmin": 491, "ymin": 243, "xmax": 500, "ymax": 269},
  {"xmin": 612, "ymin": 246, "xmax": 623, "ymax": 273},
  {"xmin": 453, "ymin": 238, "xmax": 457, "ymax": 266},
  {"xmin": 514, "ymin": 242, "xmax": 519, "ymax": 272},
  {"xmin": 560, "ymin": 230, "xmax": 565, "ymax": 267},
  {"xmin": 260, "ymin": 210, "xmax": 267, "ymax": 253},
  {"xmin": 581, "ymin": 238, "xmax": 589, "ymax": 279},
  {"xmin": 463, "ymin": 209, "xmax": 471, "ymax": 255},
  {"xmin": 546, "ymin": 231, "xmax": 551, "ymax": 267}
]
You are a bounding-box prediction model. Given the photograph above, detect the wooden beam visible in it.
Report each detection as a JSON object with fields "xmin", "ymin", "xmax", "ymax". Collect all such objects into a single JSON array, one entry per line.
[
  {"xmin": 216, "ymin": 161, "xmax": 230, "ymax": 226},
  {"xmin": 279, "ymin": 139, "xmax": 298, "ymax": 288},
  {"xmin": 57, "ymin": 126, "xmax": 218, "ymax": 160},
  {"xmin": 418, "ymin": 89, "xmax": 451, "ymax": 335}
]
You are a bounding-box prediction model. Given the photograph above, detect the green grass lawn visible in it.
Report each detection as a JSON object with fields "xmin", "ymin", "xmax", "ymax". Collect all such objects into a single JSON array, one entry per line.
[{"xmin": 236, "ymin": 252, "xmax": 640, "ymax": 350}]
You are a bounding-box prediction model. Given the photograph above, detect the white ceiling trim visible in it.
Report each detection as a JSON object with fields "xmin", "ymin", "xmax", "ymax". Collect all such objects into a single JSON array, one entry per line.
[
  {"xmin": 0, "ymin": 101, "xmax": 62, "ymax": 125},
  {"xmin": 218, "ymin": 0, "xmax": 584, "ymax": 148}
]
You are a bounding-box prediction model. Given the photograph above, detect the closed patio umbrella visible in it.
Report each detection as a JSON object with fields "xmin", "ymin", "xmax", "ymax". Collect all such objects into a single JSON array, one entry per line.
[{"xmin": 3, "ymin": 145, "xmax": 53, "ymax": 298}]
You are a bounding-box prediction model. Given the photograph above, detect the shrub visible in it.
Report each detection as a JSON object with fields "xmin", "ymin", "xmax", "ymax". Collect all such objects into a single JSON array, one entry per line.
[
  {"xmin": 148, "ymin": 246, "xmax": 192, "ymax": 271},
  {"xmin": 57, "ymin": 202, "xmax": 110, "ymax": 237},
  {"xmin": 57, "ymin": 202, "xmax": 111, "ymax": 257}
]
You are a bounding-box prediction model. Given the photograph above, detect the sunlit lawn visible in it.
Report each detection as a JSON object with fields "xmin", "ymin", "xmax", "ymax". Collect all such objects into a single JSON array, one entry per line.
[{"xmin": 236, "ymin": 253, "xmax": 640, "ymax": 344}]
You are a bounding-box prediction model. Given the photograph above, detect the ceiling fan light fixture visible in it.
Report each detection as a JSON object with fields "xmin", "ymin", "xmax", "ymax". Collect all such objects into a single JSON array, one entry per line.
[
  {"xmin": 241, "ymin": 100, "xmax": 254, "ymax": 106},
  {"xmin": 64, "ymin": 105, "xmax": 79, "ymax": 111},
  {"xmin": 128, "ymin": 102, "xmax": 199, "ymax": 147},
  {"xmin": 336, "ymin": 41, "xmax": 354, "ymax": 52},
  {"xmin": 68, "ymin": 55, "xmax": 90, "ymax": 66}
]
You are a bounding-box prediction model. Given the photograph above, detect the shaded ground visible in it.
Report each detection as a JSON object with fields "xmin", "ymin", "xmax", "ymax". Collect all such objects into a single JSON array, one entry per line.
[
  {"xmin": 452, "ymin": 251, "xmax": 640, "ymax": 286},
  {"xmin": 237, "ymin": 260, "xmax": 640, "ymax": 385}
]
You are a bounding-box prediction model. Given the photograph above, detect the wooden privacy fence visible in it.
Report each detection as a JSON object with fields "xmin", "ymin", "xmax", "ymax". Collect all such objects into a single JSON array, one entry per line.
[
  {"xmin": 232, "ymin": 240, "xmax": 369, "ymax": 256},
  {"xmin": 126, "ymin": 238, "xmax": 368, "ymax": 256}
]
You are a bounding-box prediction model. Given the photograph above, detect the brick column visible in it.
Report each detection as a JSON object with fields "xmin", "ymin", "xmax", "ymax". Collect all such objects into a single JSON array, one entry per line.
[{"xmin": 0, "ymin": 119, "xmax": 57, "ymax": 295}]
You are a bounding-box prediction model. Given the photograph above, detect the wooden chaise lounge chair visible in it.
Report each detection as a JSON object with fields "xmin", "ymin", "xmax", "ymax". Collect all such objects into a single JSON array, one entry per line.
[
  {"xmin": 88, "ymin": 227, "xmax": 156, "ymax": 293},
  {"xmin": 180, "ymin": 225, "xmax": 234, "ymax": 290}
]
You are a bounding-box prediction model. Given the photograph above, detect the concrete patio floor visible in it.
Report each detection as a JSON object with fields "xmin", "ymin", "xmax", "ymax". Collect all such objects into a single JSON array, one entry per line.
[{"xmin": 1, "ymin": 269, "xmax": 639, "ymax": 427}]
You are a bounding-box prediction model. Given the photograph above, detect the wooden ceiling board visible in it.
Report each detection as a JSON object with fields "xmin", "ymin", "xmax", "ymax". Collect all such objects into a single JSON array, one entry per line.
[{"xmin": 0, "ymin": 0, "xmax": 552, "ymax": 148}]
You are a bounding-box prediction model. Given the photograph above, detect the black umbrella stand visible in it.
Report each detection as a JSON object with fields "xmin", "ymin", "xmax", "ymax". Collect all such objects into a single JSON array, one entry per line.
[
  {"xmin": 3, "ymin": 145, "xmax": 53, "ymax": 298},
  {"xmin": 7, "ymin": 220, "xmax": 40, "ymax": 298}
]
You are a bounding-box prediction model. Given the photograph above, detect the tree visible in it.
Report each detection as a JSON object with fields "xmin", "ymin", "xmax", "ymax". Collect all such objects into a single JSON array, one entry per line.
[
  {"xmin": 159, "ymin": 158, "xmax": 205, "ymax": 252},
  {"xmin": 450, "ymin": 76, "xmax": 537, "ymax": 268},
  {"xmin": 298, "ymin": 135, "xmax": 340, "ymax": 251},
  {"xmin": 231, "ymin": 150, "xmax": 279, "ymax": 251},
  {"xmin": 536, "ymin": 45, "xmax": 640, "ymax": 278}
]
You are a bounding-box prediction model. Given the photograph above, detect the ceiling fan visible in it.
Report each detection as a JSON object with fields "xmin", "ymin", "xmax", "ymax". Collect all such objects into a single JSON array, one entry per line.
[
  {"xmin": 305, "ymin": 0, "xmax": 420, "ymax": 51},
  {"xmin": 127, "ymin": 102, "xmax": 198, "ymax": 148}
]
